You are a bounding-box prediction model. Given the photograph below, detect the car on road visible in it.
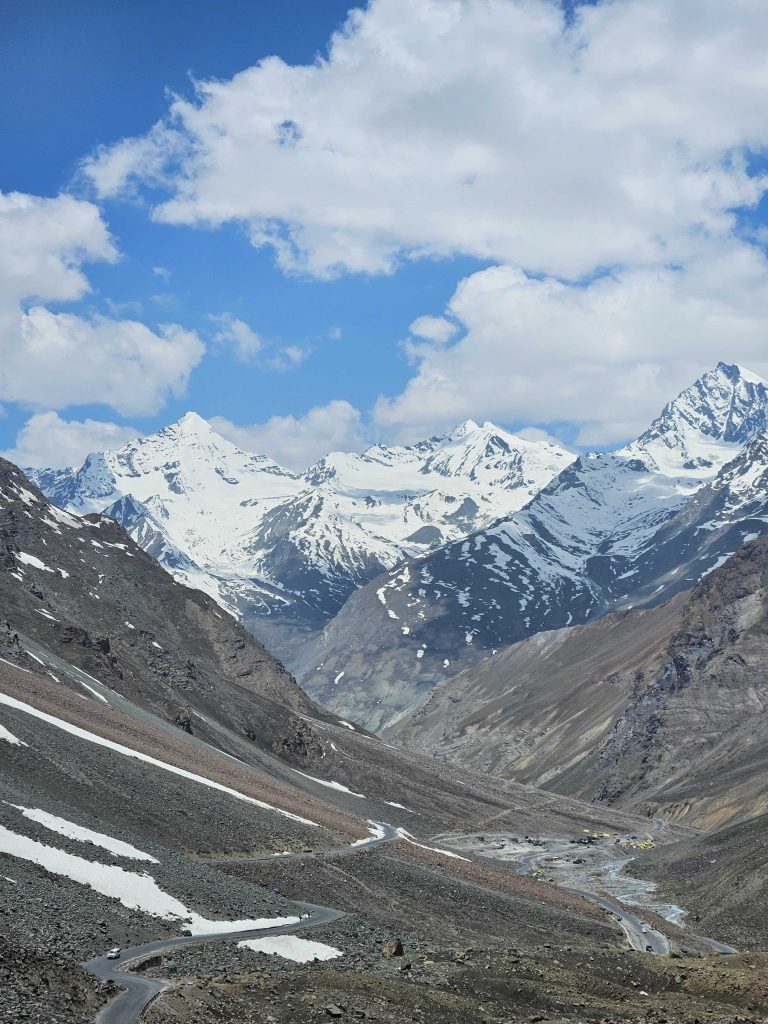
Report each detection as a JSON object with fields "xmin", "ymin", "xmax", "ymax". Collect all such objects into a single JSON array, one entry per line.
[
  {"xmin": 641, "ymin": 927, "xmax": 648, "ymax": 934},
  {"xmin": 106, "ymin": 947, "xmax": 122, "ymax": 960},
  {"xmin": 645, "ymin": 944, "xmax": 654, "ymax": 953}
]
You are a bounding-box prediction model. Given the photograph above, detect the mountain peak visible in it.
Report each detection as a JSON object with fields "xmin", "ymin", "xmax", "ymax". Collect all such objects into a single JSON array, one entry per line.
[
  {"xmin": 449, "ymin": 418, "xmax": 483, "ymax": 438},
  {"xmin": 624, "ymin": 361, "xmax": 768, "ymax": 475},
  {"xmin": 170, "ymin": 411, "xmax": 217, "ymax": 437}
]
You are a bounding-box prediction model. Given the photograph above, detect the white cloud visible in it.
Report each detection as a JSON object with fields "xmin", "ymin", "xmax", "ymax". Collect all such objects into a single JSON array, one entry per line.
[
  {"xmin": 152, "ymin": 265, "xmax": 172, "ymax": 280},
  {"xmin": 373, "ymin": 242, "xmax": 768, "ymax": 445},
  {"xmin": 266, "ymin": 344, "xmax": 310, "ymax": 370},
  {"xmin": 211, "ymin": 400, "xmax": 365, "ymax": 471},
  {"xmin": 210, "ymin": 313, "xmax": 263, "ymax": 361},
  {"xmin": 3, "ymin": 412, "xmax": 141, "ymax": 469},
  {"xmin": 0, "ymin": 191, "xmax": 205, "ymax": 414},
  {"xmin": 85, "ymin": 0, "xmax": 768, "ymax": 279},
  {"xmin": 409, "ymin": 315, "xmax": 456, "ymax": 344}
]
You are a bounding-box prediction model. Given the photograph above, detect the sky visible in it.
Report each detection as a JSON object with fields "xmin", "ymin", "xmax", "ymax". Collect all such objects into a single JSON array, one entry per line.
[{"xmin": 2, "ymin": 0, "xmax": 768, "ymax": 471}]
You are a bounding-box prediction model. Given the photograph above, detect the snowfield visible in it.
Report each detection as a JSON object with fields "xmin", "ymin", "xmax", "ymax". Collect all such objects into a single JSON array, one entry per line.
[
  {"xmin": 290, "ymin": 768, "xmax": 366, "ymax": 798},
  {"xmin": 5, "ymin": 804, "xmax": 158, "ymax": 862},
  {"xmin": 30, "ymin": 413, "xmax": 576, "ymax": 623}
]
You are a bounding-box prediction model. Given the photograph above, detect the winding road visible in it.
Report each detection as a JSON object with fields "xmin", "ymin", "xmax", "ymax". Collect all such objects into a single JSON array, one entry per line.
[
  {"xmin": 83, "ymin": 826, "xmax": 399, "ymax": 1024},
  {"xmin": 568, "ymin": 888, "xmax": 668, "ymax": 954},
  {"xmin": 456, "ymin": 842, "xmax": 737, "ymax": 957},
  {"xmin": 86, "ymin": 902, "xmax": 346, "ymax": 1024}
]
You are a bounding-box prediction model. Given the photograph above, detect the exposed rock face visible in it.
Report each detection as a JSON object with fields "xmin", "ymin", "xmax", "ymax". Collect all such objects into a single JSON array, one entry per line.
[
  {"xmin": 394, "ymin": 537, "xmax": 768, "ymax": 830},
  {"xmin": 299, "ymin": 363, "xmax": 768, "ymax": 731}
]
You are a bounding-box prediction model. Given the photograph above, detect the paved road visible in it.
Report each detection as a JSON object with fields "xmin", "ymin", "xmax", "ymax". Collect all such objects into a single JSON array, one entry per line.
[
  {"xmin": 83, "ymin": 826, "xmax": 399, "ymax": 1024},
  {"xmin": 203, "ymin": 822, "xmax": 400, "ymax": 865},
  {"xmin": 567, "ymin": 887, "xmax": 668, "ymax": 954}
]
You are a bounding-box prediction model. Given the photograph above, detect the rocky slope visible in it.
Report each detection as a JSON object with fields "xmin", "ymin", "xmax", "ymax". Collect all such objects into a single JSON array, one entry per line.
[
  {"xmin": 0, "ymin": 454, "xmax": 333, "ymax": 745},
  {"xmin": 4, "ymin": 453, "xmax": 767, "ymax": 1022},
  {"xmin": 299, "ymin": 363, "xmax": 768, "ymax": 730},
  {"xmin": 394, "ymin": 536, "xmax": 768, "ymax": 830}
]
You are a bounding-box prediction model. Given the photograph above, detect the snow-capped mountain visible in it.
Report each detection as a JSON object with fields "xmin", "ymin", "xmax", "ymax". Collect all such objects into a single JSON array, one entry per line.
[
  {"xmin": 297, "ymin": 363, "xmax": 768, "ymax": 731},
  {"xmin": 31, "ymin": 414, "xmax": 575, "ymax": 628}
]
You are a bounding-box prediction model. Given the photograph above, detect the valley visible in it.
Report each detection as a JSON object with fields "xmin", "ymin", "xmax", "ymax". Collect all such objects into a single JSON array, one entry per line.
[
  {"xmin": 3, "ymin": 362, "xmax": 768, "ymax": 1024},
  {"xmin": 5, "ymin": 2, "xmax": 768, "ymax": 1020}
]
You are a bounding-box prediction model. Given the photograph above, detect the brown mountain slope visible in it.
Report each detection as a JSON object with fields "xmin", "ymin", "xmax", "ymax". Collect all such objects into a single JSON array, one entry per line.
[
  {"xmin": 0, "ymin": 455, "xmax": 346, "ymax": 753},
  {"xmin": 393, "ymin": 537, "xmax": 768, "ymax": 829}
]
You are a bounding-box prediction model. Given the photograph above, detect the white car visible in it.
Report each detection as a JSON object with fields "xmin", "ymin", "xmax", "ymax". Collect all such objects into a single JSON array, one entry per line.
[
  {"xmin": 641, "ymin": 927, "xmax": 648, "ymax": 934},
  {"xmin": 106, "ymin": 947, "xmax": 122, "ymax": 960}
]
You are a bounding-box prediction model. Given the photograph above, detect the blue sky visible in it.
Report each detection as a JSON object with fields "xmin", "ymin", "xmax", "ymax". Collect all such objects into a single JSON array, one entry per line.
[
  {"xmin": 2, "ymin": 1, "xmax": 476, "ymax": 455},
  {"xmin": 1, "ymin": 0, "xmax": 767, "ymax": 469}
]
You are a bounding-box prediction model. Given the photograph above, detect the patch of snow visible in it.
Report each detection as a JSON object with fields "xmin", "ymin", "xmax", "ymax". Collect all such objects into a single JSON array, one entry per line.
[
  {"xmin": 0, "ymin": 657, "xmax": 30, "ymax": 674},
  {"xmin": 338, "ymin": 720, "xmax": 356, "ymax": 731},
  {"xmin": 47, "ymin": 505, "xmax": 82, "ymax": 529},
  {"xmin": 6, "ymin": 805, "xmax": 158, "ymax": 862},
  {"xmin": 0, "ymin": 722, "xmax": 27, "ymax": 747},
  {"xmin": 0, "ymin": 825, "xmax": 299, "ymax": 934},
  {"xmin": 125, "ymin": 621, "xmax": 135, "ymax": 629},
  {"xmin": 15, "ymin": 552, "xmax": 52, "ymax": 573},
  {"xmin": 351, "ymin": 821, "xmax": 387, "ymax": 847},
  {"xmin": 384, "ymin": 801, "xmax": 412, "ymax": 812},
  {"xmin": 395, "ymin": 828, "xmax": 469, "ymax": 861},
  {"xmin": 333, "ymin": 671, "xmax": 345, "ymax": 686},
  {"xmin": 0, "ymin": 692, "xmax": 319, "ymax": 827},
  {"xmin": 239, "ymin": 934, "xmax": 342, "ymax": 963},
  {"xmin": 77, "ymin": 680, "xmax": 110, "ymax": 705},
  {"xmin": 290, "ymin": 769, "xmax": 365, "ymax": 798}
]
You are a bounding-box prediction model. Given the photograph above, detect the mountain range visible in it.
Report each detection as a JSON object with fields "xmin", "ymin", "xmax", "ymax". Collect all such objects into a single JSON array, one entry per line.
[{"xmin": 31, "ymin": 361, "xmax": 768, "ymax": 732}]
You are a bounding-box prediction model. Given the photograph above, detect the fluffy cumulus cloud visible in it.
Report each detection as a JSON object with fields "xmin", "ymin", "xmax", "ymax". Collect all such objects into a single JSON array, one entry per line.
[
  {"xmin": 3, "ymin": 412, "xmax": 141, "ymax": 469},
  {"xmin": 409, "ymin": 316, "xmax": 457, "ymax": 344},
  {"xmin": 374, "ymin": 243, "xmax": 768, "ymax": 444},
  {"xmin": 0, "ymin": 191, "xmax": 204, "ymax": 415},
  {"xmin": 210, "ymin": 313, "xmax": 263, "ymax": 361},
  {"xmin": 81, "ymin": 0, "xmax": 768, "ymax": 444},
  {"xmin": 211, "ymin": 400, "xmax": 366, "ymax": 470},
  {"xmin": 85, "ymin": 0, "xmax": 768, "ymax": 280}
]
